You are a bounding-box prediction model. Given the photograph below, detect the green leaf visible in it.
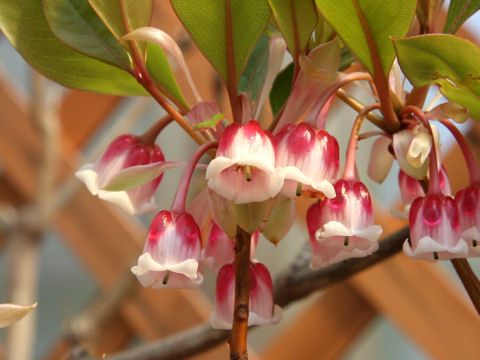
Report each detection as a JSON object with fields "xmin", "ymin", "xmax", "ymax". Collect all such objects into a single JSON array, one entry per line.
[
  {"xmin": 315, "ymin": 0, "xmax": 416, "ymax": 77},
  {"xmin": 145, "ymin": 43, "xmax": 188, "ymax": 108},
  {"xmin": 170, "ymin": 0, "xmax": 271, "ymax": 83},
  {"xmin": 443, "ymin": 0, "xmax": 480, "ymax": 34},
  {"xmin": 238, "ymin": 35, "xmax": 270, "ymax": 102},
  {"xmin": 270, "ymin": 63, "xmax": 294, "ymax": 116},
  {"xmin": 267, "ymin": 0, "xmax": 318, "ymax": 57},
  {"xmin": 394, "ymin": 34, "xmax": 480, "ymax": 121},
  {"xmin": 193, "ymin": 113, "xmax": 226, "ymax": 130},
  {"xmin": 89, "ymin": 0, "xmax": 152, "ymax": 53},
  {"xmin": 0, "ymin": 0, "xmax": 145, "ymax": 95},
  {"xmin": 43, "ymin": 0, "xmax": 131, "ymax": 69}
]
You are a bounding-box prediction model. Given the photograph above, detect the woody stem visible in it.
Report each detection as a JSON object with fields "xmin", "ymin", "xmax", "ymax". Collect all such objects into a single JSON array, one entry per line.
[{"xmin": 230, "ymin": 226, "xmax": 251, "ymax": 360}]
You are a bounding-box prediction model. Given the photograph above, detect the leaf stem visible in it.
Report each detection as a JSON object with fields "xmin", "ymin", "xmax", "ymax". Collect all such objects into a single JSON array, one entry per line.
[
  {"xmin": 439, "ymin": 119, "xmax": 480, "ymax": 184},
  {"xmin": 351, "ymin": 0, "xmax": 399, "ymax": 132},
  {"xmin": 225, "ymin": 0, "xmax": 242, "ymax": 123},
  {"xmin": 230, "ymin": 226, "xmax": 252, "ymax": 360},
  {"xmin": 343, "ymin": 103, "xmax": 380, "ymax": 180},
  {"xmin": 171, "ymin": 141, "xmax": 218, "ymax": 214},
  {"xmin": 137, "ymin": 115, "xmax": 173, "ymax": 146}
]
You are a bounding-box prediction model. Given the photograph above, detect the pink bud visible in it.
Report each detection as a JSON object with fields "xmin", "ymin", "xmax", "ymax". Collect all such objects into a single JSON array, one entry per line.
[
  {"xmin": 131, "ymin": 210, "xmax": 203, "ymax": 289},
  {"xmin": 75, "ymin": 134, "xmax": 164, "ymax": 214},
  {"xmin": 201, "ymin": 222, "xmax": 259, "ymax": 272},
  {"xmin": 275, "ymin": 123, "xmax": 338, "ymax": 198},
  {"xmin": 210, "ymin": 261, "xmax": 282, "ymax": 329},
  {"xmin": 307, "ymin": 180, "xmax": 382, "ymax": 269},
  {"xmin": 206, "ymin": 121, "xmax": 283, "ymax": 204},
  {"xmin": 455, "ymin": 184, "xmax": 480, "ymax": 256},
  {"xmin": 404, "ymin": 194, "xmax": 468, "ymax": 260}
]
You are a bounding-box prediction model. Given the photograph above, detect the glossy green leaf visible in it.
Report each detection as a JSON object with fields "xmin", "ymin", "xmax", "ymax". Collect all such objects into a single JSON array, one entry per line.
[
  {"xmin": 238, "ymin": 35, "xmax": 270, "ymax": 102},
  {"xmin": 170, "ymin": 0, "xmax": 271, "ymax": 83},
  {"xmin": 0, "ymin": 0, "xmax": 145, "ymax": 95},
  {"xmin": 89, "ymin": 0, "xmax": 152, "ymax": 54},
  {"xmin": 193, "ymin": 113, "xmax": 226, "ymax": 130},
  {"xmin": 89, "ymin": 0, "xmax": 152, "ymax": 38},
  {"xmin": 43, "ymin": 0, "xmax": 131, "ymax": 69},
  {"xmin": 268, "ymin": 0, "xmax": 318, "ymax": 57},
  {"xmin": 270, "ymin": 63, "xmax": 294, "ymax": 116},
  {"xmin": 145, "ymin": 43, "xmax": 188, "ymax": 108},
  {"xmin": 316, "ymin": 0, "xmax": 416, "ymax": 77},
  {"xmin": 394, "ymin": 34, "xmax": 480, "ymax": 121},
  {"xmin": 443, "ymin": 0, "xmax": 480, "ymax": 34}
]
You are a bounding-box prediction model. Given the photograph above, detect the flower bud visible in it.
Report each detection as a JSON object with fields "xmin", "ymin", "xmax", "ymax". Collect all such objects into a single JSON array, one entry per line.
[{"xmin": 455, "ymin": 184, "xmax": 480, "ymax": 256}]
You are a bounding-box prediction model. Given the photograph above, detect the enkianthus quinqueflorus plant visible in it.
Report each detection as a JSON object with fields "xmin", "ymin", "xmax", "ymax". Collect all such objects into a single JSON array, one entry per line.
[{"xmin": 3, "ymin": 0, "xmax": 480, "ymax": 358}]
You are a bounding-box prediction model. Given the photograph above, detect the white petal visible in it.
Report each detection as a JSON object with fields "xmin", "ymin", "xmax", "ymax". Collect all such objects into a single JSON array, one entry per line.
[
  {"xmin": 367, "ymin": 136, "xmax": 394, "ymax": 183},
  {"xmin": 75, "ymin": 164, "xmax": 100, "ymax": 195},
  {"xmin": 0, "ymin": 303, "xmax": 37, "ymax": 328},
  {"xmin": 316, "ymin": 221, "xmax": 353, "ymax": 239},
  {"xmin": 277, "ymin": 166, "xmax": 336, "ymax": 198},
  {"xmin": 354, "ymin": 225, "xmax": 383, "ymax": 242},
  {"xmin": 131, "ymin": 252, "xmax": 200, "ymax": 280},
  {"xmin": 402, "ymin": 236, "xmax": 469, "ymax": 261}
]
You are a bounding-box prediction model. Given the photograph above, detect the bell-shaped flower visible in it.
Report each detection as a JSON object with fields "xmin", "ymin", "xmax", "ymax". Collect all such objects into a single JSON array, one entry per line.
[
  {"xmin": 307, "ymin": 180, "xmax": 382, "ymax": 269},
  {"xmin": 201, "ymin": 221, "xmax": 259, "ymax": 272},
  {"xmin": 275, "ymin": 123, "xmax": 338, "ymax": 199},
  {"xmin": 404, "ymin": 194, "xmax": 468, "ymax": 261},
  {"xmin": 131, "ymin": 210, "xmax": 203, "ymax": 289},
  {"xmin": 206, "ymin": 120, "xmax": 283, "ymax": 204},
  {"xmin": 393, "ymin": 167, "xmax": 451, "ymax": 218},
  {"xmin": 210, "ymin": 261, "xmax": 282, "ymax": 329},
  {"xmin": 75, "ymin": 134, "xmax": 165, "ymax": 215},
  {"xmin": 455, "ymin": 184, "xmax": 480, "ymax": 256}
]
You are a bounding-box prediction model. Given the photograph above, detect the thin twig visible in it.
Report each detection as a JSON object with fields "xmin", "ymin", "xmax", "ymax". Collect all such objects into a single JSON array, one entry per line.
[
  {"xmin": 102, "ymin": 226, "xmax": 408, "ymax": 360},
  {"xmin": 451, "ymin": 259, "xmax": 480, "ymax": 315}
]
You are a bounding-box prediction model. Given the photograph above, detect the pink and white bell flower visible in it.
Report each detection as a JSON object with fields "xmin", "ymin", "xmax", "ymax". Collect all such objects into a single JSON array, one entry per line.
[
  {"xmin": 210, "ymin": 261, "xmax": 282, "ymax": 329},
  {"xmin": 307, "ymin": 180, "xmax": 382, "ymax": 269},
  {"xmin": 131, "ymin": 210, "xmax": 203, "ymax": 289},
  {"xmin": 455, "ymin": 184, "xmax": 480, "ymax": 256},
  {"xmin": 275, "ymin": 123, "xmax": 339, "ymax": 199},
  {"xmin": 75, "ymin": 134, "xmax": 165, "ymax": 215},
  {"xmin": 393, "ymin": 166, "xmax": 451, "ymax": 218},
  {"xmin": 404, "ymin": 194, "xmax": 468, "ymax": 260},
  {"xmin": 201, "ymin": 222, "xmax": 259, "ymax": 272},
  {"xmin": 206, "ymin": 120, "xmax": 283, "ymax": 204}
]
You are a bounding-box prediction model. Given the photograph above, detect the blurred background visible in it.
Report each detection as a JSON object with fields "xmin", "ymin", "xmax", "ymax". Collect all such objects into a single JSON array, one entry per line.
[{"xmin": 0, "ymin": 1, "xmax": 480, "ymax": 359}]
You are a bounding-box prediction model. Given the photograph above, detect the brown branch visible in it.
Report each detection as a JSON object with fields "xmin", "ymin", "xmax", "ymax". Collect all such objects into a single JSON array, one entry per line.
[
  {"xmin": 230, "ymin": 227, "xmax": 252, "ymax": 360},
  {"xmin": 451, "ymin": 259, "xmax": 480, "ymax": 315},
  {"xmin": 102, "ymin": 226, "xmax": 409, "ymax": 360}
]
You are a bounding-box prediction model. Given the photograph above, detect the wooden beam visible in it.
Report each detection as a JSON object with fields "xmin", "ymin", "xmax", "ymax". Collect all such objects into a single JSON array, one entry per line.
[{"xmin": 262, "ymin": 283, "xmax": 376, "ymax": 360}]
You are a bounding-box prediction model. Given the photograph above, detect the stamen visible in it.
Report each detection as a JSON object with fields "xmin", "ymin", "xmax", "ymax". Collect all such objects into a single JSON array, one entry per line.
[
  {"xmin": 433, "ymin": 252, "xmax": 439, "ymax": 260},
  {"xmin": 245, "ymin": 165, "xmax": 252, "ymax": 182},
  {"xmin": 344, "ymin": 236, "xmax": 349, "ymax": 246},
  {"xmin": 162, "ymin": 271, "xmax": 170, "ymax": 285},
  {"xmin": 296, "ymin": 182, "xmax": 303, "ymax": 197}
]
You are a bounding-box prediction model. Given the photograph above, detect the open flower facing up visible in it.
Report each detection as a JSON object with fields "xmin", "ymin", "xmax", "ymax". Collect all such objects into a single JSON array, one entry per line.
[
  {"xmin": 131, "ymin": 210, "xmax": 203, "ymax": 289},
  {"xmin": 75, "ymin": 134, "xmax": 165, "ymax": 215},
  {"xmin": 404, "ymin": 194, "xmax": 468, "ymax": 260},
  {"xmin": 455, "ymin": 184, "xmax": 480, "ymax": 256},
  {"xmin": 210, "ymin": 261, "xmax": 282, "ymax": 329},
  {"xmin": 206, "ymin": 120, "xmax": 283, "ymax": 204},
  {"xmin": 307, "ymin": 180, "xmax": 382, "ymax": 269},
  {"xmin": 275, "ymin": 123, "xmax": 339, "ymax": 199}
]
